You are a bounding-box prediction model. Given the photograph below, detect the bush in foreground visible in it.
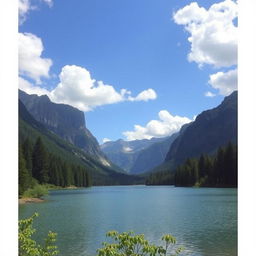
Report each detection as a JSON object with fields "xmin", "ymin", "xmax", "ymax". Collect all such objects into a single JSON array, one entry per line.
[
  {"xmin": 19, "ymin": 213, "xmax": 58, "ymax": 256},
  {"xmin": 19, "ymin": 214, "xmax": 184, "ymax": 256},
  {"xmin": 97, "ymin": 231, "xmax": 183, "ymax": 256}
]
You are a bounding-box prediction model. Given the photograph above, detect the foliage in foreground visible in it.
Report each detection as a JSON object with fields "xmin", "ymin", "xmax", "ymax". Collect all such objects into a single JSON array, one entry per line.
[
  {"xmin": 19, "ymin": 213, "xmax": 59, "ymax": 256},
  {"xmin": 97, "ymin": 231, "xmax": 183, "ymax": 256},
  {"xmin": 19, "ymin": 214, "xmax": 184, "ymax": 256}
]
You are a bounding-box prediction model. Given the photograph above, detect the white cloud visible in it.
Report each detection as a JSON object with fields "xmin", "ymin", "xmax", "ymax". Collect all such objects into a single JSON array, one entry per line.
[
  {"xmin": 19, "ymin": 0, "xmax": 53, "ymax": 25},
  {"xmin": 19, "ymin": 76, "xmax": 50, "ymax": 96},
  {"xmin": 208, "ymin": 68, "xmax": 237, "ymax": 96},
  {"xmin": 19, "ymin": 64, "xmax": 157, "ymax": 111},
  {"xmin": 49, "ymin": 65, "xmax": 157, "ymax": 111},
  {"xmin": 102, "ymin": 138, "xmax": 111, "ymax": 143},
  {"xmin": 19, "ymin": 32, "xmax": 52, "ymax": 84},
  {"xmin": 173, "ymin": 0, "xmax": 237, "ymax": 68},
  {"xmin": 43, "ymin": 0, "xmax": 53, "ymax": 7},
  {"xmin": 19, "ymin": 0, "xmax": 30, "ymax": 24},
  {"xmin": 205, "ymin": 91, "xmax": 216, "ymax": 97},
  {"xmin": 123, "ymin": 110, "xmax": 192, "ymax": 141},
  {"xmin": 129, "ymin": 89, "xmax": 157, "ymax": 102}
]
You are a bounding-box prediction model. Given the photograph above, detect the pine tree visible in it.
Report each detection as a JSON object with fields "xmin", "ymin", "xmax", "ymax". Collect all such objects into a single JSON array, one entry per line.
[
  {"xmin": 198, "ymin": 154, "xmax": 206, "ymax": 178},
  {"xmin": 49, "ymin": 156, "xmax": 60, "ymax": 186},
  {"xmin": 215, "ymin": 147, "xmax": 225, "ymax": 185},
  {"xmin": 19, "ymin": 145, "xmax": 31, "ymax": 196},
  {"xmin": 63, "ymin": 163, "xmax": 73, "ymax": 187},
  {"xmin": 86, "ymin": 171, "xmax": 92, "ymax": 187},
  {"xmin": 22, "ymin": 138, "xmax": 33, "ymax": 176},
  {"xmin": 224, "ymin": 142, "xmax": 237, "ymax": 186},
  {"xmin": 32, "ymin": 137, "xmax": 49, "ymax": 184},
  {"xmin": 58, "ymin": 166, "xmax": 65, "ymax": 187},
  {"xmin": 204, "ymin": 155, "xmax": 213, "ymax": 185}
]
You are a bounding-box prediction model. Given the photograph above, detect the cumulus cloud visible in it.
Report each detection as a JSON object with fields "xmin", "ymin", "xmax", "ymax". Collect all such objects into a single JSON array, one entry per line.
[
  {"xmin": 123, "ymin": 110, "xmax": 192, "ymax": 141},
  {"xmin": 204, "ymin": 91, "xmax": 216, "ymax": 97},
  {"xmin": 19, "ymin": 32, "xmax": 52, "ymax": 84},
  {"xmin": 128, "ymin": 89, "xmax": 157, "ymax": 101},
  {"xmin": 48, "ymin": 65, "xmax": 156, "ymax": 111},
  {"xmin": 173, "ymin": 0, "xmax": 237, "ymax": 68},
  {"xmin": 208, "ymin": 68, "xmax": 237, "ymax": 96},
  {"xmin": 19, "ymin": 64, "xmax": 157, "ymax": 111},
  {"xmin": 19, "ymin": 0, "xmax": 53, "ymax": 24}
]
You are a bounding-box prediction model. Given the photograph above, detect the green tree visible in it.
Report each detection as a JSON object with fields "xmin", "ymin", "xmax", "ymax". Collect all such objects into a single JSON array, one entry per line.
[
  {"xmin": 19, "ymin": 145, "xmax": 31, "ymax": 196},
  {"xmin": 198, "ymin": 154, "xmax": 206, "ymax": 178},
  {"xmin": 85, "ymin": 170, "xmax": 92, "ymax": 187},
  {"xmin": 214, "ymin": 147, "xmax": 225, "ymax": 185},
  {"xmin": 32, "ymin": 137, "xmax": 49, "ymax": 184},
  {"xmin": 22, "ymin": 138, "xmax": 33, "ymax": 175},
  {"xmin": 223, "ymin": 142, "xmax": 237, "ymax": 186},
  {"xmin": 63, "ymin": 163, "xmax": 73, "ymax": 187},
  {"xmin": 48, "ymin": 155, "xmax": 61, "ymax": 186}
]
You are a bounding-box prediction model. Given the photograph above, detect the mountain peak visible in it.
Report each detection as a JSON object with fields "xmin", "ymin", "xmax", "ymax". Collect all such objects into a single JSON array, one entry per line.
[
  {"xmin": 19, "ymin": 89, "xmax": 109, "ymax": 164},
  {"xmin": 165, "ymin": 91, "xmax": 237, "ymax": 166}
]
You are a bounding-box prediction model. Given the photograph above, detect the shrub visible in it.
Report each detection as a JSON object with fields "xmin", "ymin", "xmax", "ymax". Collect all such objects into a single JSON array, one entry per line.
[
  {"xmin": 19, "ymin": 213, "xmax": 59, "ymax": 256},
  {"xmin": 97, "ymin": 231, "xmax": 183, "ymax": 256},
  {"xmin": 23, "ymin": 184, "xmax": 49, "ymax": 198}
]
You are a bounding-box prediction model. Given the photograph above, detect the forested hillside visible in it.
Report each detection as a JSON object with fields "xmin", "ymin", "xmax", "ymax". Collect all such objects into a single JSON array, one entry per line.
[
  {"xmin": 146, "ymin": 142, "xmax": 237, "ymax": 187},
  {"xmin": 19, "ymin": 100, "xmax": 143, "ymax": 193},
  {"xmin": 165, "ymin": 91, "xmax": 237, "ymax": 166}
]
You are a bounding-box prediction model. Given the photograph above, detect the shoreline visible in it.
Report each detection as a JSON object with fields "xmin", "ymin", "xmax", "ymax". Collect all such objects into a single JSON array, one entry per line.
[{"xmin": 19, "ymin": 197, "xmax": 45, "ymax": 204}]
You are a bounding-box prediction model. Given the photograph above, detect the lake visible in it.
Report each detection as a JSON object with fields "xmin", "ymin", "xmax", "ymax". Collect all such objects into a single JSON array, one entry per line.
[{"xmin": 19, "ymin": 186, "xmax": 237, "ymax": 256}]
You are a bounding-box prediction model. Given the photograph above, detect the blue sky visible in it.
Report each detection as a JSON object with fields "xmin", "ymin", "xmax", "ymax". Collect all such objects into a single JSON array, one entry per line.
[{"xmin": 18, "ymin": 0, "xmax": 238, "ymax": 143}]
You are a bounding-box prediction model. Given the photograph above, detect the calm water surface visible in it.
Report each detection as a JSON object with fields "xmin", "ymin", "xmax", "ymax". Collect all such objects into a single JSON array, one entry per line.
[{"xmin": 19, "ymin": 186, "xmax": 237, "ymax": 256}]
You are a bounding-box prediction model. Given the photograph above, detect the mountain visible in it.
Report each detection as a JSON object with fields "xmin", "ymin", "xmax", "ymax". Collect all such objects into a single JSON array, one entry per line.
[
  {"xmin": 19, "ymin": 90, "xmax": 109, "ymax": 166},
  {"xmin": 129, "ymin": 133, "xmax": 179, "ymax": 174},
  {"xmin": 19, "ymin": 99, "xmax": 143, "ymax": 185},
  {"xmin": 165, "ymin": 91, "xmax": 238, "ymax": 167},
  {"xmin": 101, "ymin": 136, "xmax": 177, "ymax": 174}
]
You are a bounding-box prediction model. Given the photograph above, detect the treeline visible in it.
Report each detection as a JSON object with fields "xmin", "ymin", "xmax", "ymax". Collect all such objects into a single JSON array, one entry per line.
[
  {"xmin": 146, "ymin": 142, "xmax": 237, "ymax": 188},
  {"xmin": 145, "ymin": 171, "xmax": 174, "ymax": 186},
  {"xmin": 19, "ymin": 136, "xmax": 92, "ymax": 196}
]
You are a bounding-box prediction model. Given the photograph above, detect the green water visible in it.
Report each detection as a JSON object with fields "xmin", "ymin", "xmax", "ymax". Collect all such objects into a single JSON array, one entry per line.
[{"xmin": 19, "ymin": 186, "xmax": 237, "ymax": 256}]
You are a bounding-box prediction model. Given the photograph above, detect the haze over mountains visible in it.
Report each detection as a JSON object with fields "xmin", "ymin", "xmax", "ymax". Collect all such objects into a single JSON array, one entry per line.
[{"xmin": 101, "ymin": 134, "xmax": 178, "ymax": 174}]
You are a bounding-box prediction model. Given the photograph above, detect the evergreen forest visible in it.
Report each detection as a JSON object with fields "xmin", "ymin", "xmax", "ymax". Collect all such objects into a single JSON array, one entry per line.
[
  {"xmin": 146, "ymin": 142, "xmax": 237, "ymax": 188},
  {"xmin": 19, "ymin": 136, "xmax": 92, "ymax": 197}
]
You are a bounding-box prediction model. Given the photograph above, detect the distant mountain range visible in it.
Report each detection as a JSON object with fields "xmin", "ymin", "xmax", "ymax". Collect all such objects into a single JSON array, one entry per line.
[
  {"xmin": 19, "ymin": 89, "xmax": 238, "ymax": 184},
  {"xmin": 19, "ymin": 90, "xmax": 142, "ymax": 185},
  {"xmin": 101, "ymin": 134, "xmax": 178, "ymax": 174}
]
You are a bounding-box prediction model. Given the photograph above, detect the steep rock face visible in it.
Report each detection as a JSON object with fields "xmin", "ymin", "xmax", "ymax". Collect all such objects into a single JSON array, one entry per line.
[
  {"xmin": 19, "ymin": 90, "xmax": 109, "ymax": 165},
  {"xmin": 101, "ymin": 136, "xmax": 176, "ymax": 174},
  {"xmin": 19, "ymin": 99, "xmax": 142, "ymax": 185},
  {"xmin": 165, "ymin": 91, "xmax": 238, "ymax": 166}
]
